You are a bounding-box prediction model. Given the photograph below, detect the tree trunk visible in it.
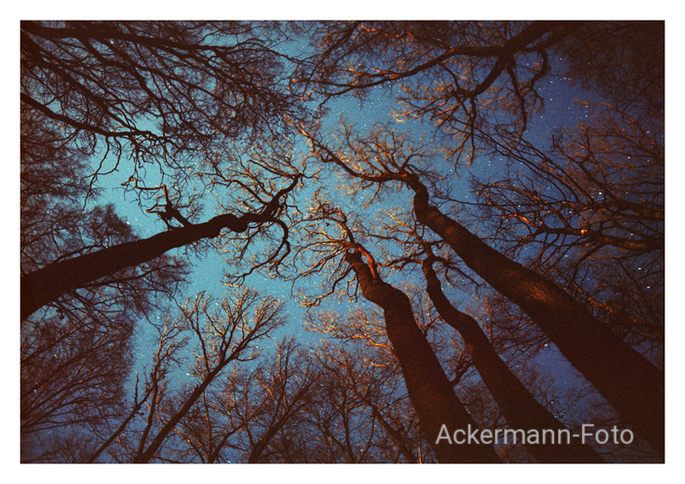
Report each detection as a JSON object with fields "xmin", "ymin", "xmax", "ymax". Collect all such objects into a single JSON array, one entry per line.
[
  {"xmin": 345, "ymin": 249, "xmax": 500, "ymax": 463},
  {"xmin": 422, "ymin": 257, "xmax": 603, "ymax": 462},
  {"xmin": 406, "ymin": 175, "xmax": 664, "ymax": 456},
  {"xmin": 134, "ymin": 362, "xmax": 227, "ymax": 463},
  {"xmin": 21, "ymin": 175, "xmax": 300, "ymax": 321},
  {"xmin": 21, "ymin": 213, "xmax": 246, "ymax": 320},
  {"xmin": 22, "ymin": 176, "xmax": 299, "ymax": 321}
]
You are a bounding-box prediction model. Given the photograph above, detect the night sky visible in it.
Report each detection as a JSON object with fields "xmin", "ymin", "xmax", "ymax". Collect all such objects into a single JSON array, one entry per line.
[
  {"xmin": 93, "ymin": 33, "xmax": 649, "ymax": 460},
  {"xmin": 11, "ymin": 6, "xmax": 683, "ymax": 479}
]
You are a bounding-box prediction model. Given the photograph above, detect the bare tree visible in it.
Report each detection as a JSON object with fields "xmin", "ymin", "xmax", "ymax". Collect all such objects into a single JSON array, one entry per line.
[
  {"xmin": 306, "ymin": 338, "xmax": 425, "ymax": 463},
  {"xmin": 20, "ymin": 21, "xmax": 664, "ymax": 464},
  {"xmin": 420, "ymin": 248, "xmax": 602, "ymax": 462},
  {"xmin": 20, "ymin": 108, "xmax": 186, "ymax": 461},
  {"xmin": 471, "ymin": 103, "xmax": 663, "ymax": 350},
  {"xmin": 129, "ymin": 289, "xmax": 286, "ymax": 463},
  {"xmin": 21, "ymin": 175, "xmax": 300, "ymax": 320},
  {"xmin": 295, "ymin": 21, "xmax": 580, "ymax": 163},
  {"xmin": 21, "ymin": 21, "xmax": 304, "ymax": 189},
  {"xmin": 187, "ymin": 338, "xmax": 320, "ymax": 463},
  {"xmin": 302, "ymin": 125, "xmax": 663, "ymax": 455},
  {"xmin": 298, "ymin": 204, "xmax": 500, "ymax": 462}
]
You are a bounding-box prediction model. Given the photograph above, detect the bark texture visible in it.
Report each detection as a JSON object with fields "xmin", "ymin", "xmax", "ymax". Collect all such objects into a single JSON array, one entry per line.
[
  {"xmin": 423, "ymin": 257, "xmax": 603, "ymax": 462},
  {"xmin": 406, "ymin": 175, "xmax": 664, "ymax": 456},
  {"xmin": 345, "ymin": 249, "xmax": 500, "ymax": 463}
]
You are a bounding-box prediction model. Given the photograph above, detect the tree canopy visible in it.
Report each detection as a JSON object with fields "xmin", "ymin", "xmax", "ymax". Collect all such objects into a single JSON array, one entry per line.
[{"xmin": 20, "ymin": 20, "xmax": 664, "ymax": 464}]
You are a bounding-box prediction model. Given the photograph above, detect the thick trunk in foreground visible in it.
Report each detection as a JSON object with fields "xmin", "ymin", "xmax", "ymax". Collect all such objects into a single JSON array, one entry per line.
[
  {"xmin": 21, "ymin": 177, "xmax": 298, "ymax": 321},
  {"xmin": 345, "ymin": 250, "xmax": 500, "ymax": 463},
  {"xmin": 21, "ymin": 213, "xmax": 247, "ymax": 320},
  {"xmin": 423, "ymin": 258, "xmax": 603, "ymax": 463},
  {"xmin": 407, "ymin": 175, "xmax": 664, "ymax": 456}
]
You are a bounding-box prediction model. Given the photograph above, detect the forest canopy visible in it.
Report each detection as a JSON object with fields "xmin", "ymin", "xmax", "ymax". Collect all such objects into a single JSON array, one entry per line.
[{"xmin": 19, "ymin": 20, "xmax": 664, "ymax": 463}]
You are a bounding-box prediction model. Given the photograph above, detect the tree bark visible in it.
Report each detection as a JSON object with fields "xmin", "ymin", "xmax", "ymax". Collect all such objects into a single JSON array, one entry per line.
[
  {"xmin": 345, "ymin": 249, "xmax": 500, "ymax": 463},
  {"xmin": 21, "ymin": 213, "xmax": 243, "ymax": 320},
  {"xmin": 21, "ymin": 177, "xmax": 298, "ymax": 321},
  {"xmin": 406, "ymin": 174, "xmax": 664, "ymax": 456},
  {"xmin": 422, "ymin": 257, "xmax": 603, "ymax": 462},
  {"xmin": 134, "ymin": 363, "xmax": 227, "ymax": 463}
]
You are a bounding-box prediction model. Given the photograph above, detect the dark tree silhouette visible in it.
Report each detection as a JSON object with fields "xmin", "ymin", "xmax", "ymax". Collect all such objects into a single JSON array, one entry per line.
[
  {"xmin": 20, "ymin": 20, "xmax": 306, "ymax": 319},
  {"xmin": 21, "ymin": 175, "xmax": 299, "ymax": 320},
  {"xmin": 421, "ymin": 251, "xmax": 602, "ymax": 462},
  {"xmin": 21, "ymin": 21, "xmax": 303, "ymax": 186},
  {"xmin": 20, "ymin": 107, "xmax": 187, "ymax": 461},
  {"xmin": 344, "ymin": 247, "xmax": 500, "ymax": 462},
  {"xmin": 304, "ymin": 206, "xmax": 500, "ymax": 462},
  {"xmin": 470, "ymin": 104, "xmax": 663, "ymax": 349},
  {"xmin": 20, "ymin": 20, "xmax": 664, "ymax": 464},
  {"xmin": 131, "ymin": 290, "xmax": 286, "ymax": 463},
  {"xmin": 298, "ymin": 309, "xmax": 430, "ymax": 462},
  {"xmin": 303, "ymin": 126, "xmax": 663, "ymax": 455},
  {"xmin": 201, "ymin": 339, "xmax": 320, "ymax": 463},
  {"xmin": 405, "ymin": 170, "xmax": 663, "ymax": 455},
  {"xmin": 307, "ymin": 341, "xmax": 423, "ymax": 463}
]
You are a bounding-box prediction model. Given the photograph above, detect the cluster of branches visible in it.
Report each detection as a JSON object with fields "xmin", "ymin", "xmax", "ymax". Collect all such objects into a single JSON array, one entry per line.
[
  {"xmin": 21, "ymin": 21, "xmax": 305, "ymax": 190},
  {"xmin": 25, "ymin": 288, "xmax": 439, "ymax": 463},
  {"xmin": 20, "ymin": 20, "xmax": 306, "ymax": 461},
  {"xmin": 295, "ymin": 21, "xmax": 582, "ymax": 163},
  {"xmin": 20, "ymin": 20, "xmax": 664, "ymax": 463},
  {"xmin": 287, "ymin": 21, "xmax": 663, "ymax": 459}
]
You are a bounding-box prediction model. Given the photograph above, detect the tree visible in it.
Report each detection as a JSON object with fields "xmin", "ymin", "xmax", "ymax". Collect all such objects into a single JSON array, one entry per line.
[
  {"xmin": 21, "ymin": 20, "xmax": 665, "ymax": 463},
  {"xmin": 302, "ymin": 125, "xmax": 663, "ymax": 455},
  {"xmin": 20, "ymin": 20, "xmax": 308, "ymax": 319},
  {"xmin": 21, "ymin": 175, "xmax": 299, "ymax": 320},
  {"xmin": 203, "ymin": 338, "xmax": 319, "ymax": 463},
  {"xmin": 470, "ymin": 104, "xmax": 663, "ymax": 349},
  {"xmin": 298, "ymin": 204, "xmax": 500, "ymax": 462},
  {"xmin": 301, "ymin": 338, "xmax": 426, "ymax": 463},
  {"xmin": 420, "ymin": 244, "xmax": 602, "ymax": 462},
  {"xmin": 468, "ymin": 22, "xmax": 664, "ymax": 352},
  {"xmin": 20, "ymin": 105, "xmax": 187, "ymax": 461},
  {"xmin": 20, "ymin": 309, "xmax": 134, "ymax": 460},
  {"xmin": 561, "ymin": 22, "xmax": 663, "ymax": 122},
  {"xmin": 130, "ymin": 289, "xmax": 286, "ymax": 463}
]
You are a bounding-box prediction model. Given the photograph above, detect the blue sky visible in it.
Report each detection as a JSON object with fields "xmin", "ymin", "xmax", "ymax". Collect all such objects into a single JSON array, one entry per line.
[{"xmin": 10, "ymin": 12, "xmax": 684, "ymax": 475}]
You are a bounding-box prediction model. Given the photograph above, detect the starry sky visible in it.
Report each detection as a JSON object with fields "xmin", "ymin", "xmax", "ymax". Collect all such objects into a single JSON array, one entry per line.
[
  {"xmin": 88, "ymin": 33, "xmax": 603, "ymax": 422},
  {"xmin": 13, "ymin": 12, "xmax": 680, "ymax": 474}
]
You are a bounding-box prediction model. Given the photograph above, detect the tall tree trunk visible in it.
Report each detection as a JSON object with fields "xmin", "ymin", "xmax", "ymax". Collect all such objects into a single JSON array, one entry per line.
[
  {"xmin": 422, "ymin": 257, "xmax": 603, "ymax": 462},
  {"xmin": 405, "ymin": 174, "xmax": 664, "ymax": 456},
  {"xmin": 345, "ymin": 249, "xmax": 500, "ymax": 463},
  {"xmin": 134, "ymin": 361, "xmax": 228, "ymax": 463},
  {"xmin": 21, "ymin": 177, "xmax": 298, "ymax": 320},
  {"xmin": 22, "ymin": 213, "xmax": 243, "ymax": 320}
]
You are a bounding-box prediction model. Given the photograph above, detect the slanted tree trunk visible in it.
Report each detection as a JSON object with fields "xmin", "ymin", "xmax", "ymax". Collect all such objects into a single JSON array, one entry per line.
[
  {"xmin": 422, "ymin": 257, "xmax": 603, "ymax": 462},
  {"xmin": 22, "ymin": 213, "xmax": 242, "ymax": 320},
  {"xmin": 345, "ymin": 249, "xmax": 500, "ymax": 463},
  {"xmin": 134, "ymin": 362, "xmax": 228, "ymax": 463},
  {"xmin": 405, "ymin": 174, "xmax": 664, "ymax": 456},
  {"xmin": 21, "ymin": 177, "xmax": 298, "ymax": 321}
]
